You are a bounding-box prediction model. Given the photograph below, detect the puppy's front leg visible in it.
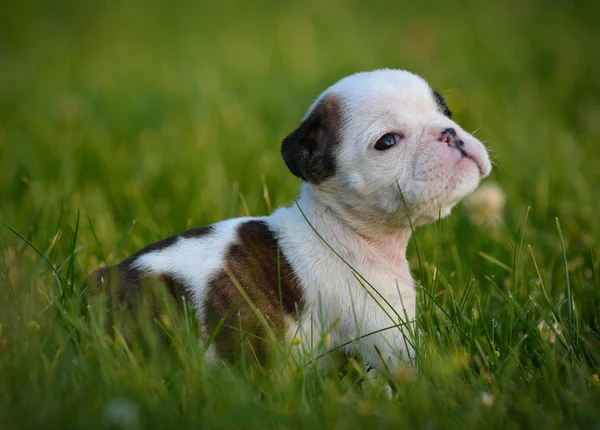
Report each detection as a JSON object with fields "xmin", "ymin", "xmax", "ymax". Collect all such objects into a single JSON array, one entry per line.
[
  {"xmin": 363, "ymin": 366, "xmax": 396, "ymax": 398},
  {"xmin": 357, "ymin": 332, "xmax": 413, "ymax": 397}
]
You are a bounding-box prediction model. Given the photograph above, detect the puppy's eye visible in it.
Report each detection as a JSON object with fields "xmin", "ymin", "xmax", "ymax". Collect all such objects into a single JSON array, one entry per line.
[{"xmin": 374, "ymin": 133, "xmax": 401, "ymax": 151}]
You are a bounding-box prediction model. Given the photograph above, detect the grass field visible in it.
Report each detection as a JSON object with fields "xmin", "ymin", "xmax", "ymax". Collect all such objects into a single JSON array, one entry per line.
[{"xmin": 1, "ymin": 0, "xmax": 600, "ymax": 428}]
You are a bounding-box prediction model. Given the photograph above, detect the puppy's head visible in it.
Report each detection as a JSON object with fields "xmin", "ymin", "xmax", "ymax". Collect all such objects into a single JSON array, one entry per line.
[{"xmin": 282, "ymin": 69, "xmax": 492, "ymax": 230}]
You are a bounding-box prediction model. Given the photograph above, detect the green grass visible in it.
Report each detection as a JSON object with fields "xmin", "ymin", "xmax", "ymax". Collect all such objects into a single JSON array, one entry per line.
[{"xmin": 1, "ymin": 0, "xmax": 600, "ymax": 428}]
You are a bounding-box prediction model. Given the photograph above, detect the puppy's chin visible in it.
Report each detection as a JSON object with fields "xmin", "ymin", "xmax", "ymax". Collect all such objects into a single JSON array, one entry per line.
[
  {"xmin": 425, "ymin": 164, "xmax": 480, "ymax": 218},
  {"xmin": 411, "ymin": 161, "xmax": 483, "ymax": 226},
  {"xmin": 445, "ymin": 158, "xmax": 483, "ymax": 201}
]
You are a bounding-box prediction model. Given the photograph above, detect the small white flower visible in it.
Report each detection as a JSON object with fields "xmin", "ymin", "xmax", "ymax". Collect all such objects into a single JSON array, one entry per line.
[
  {"xmin": 104, "ymin": 397, "xmax": 140, "ymax": 429},
  {"xmin": 537, "ymin": 320, "xmax": 562, "ymax": 344},
  {"xmin": 464, "ymin": 183, "xmax": 506, "ymax": 228},
  {"xmin": 481, "ymin": 392, "xmax": 494, "ymax": 408}
]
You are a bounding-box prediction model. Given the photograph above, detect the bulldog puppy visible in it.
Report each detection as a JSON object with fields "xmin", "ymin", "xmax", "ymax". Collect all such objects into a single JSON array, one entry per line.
[{"xmin": 93, "ymin": 69, "xmax": 491, "ymax": 372}]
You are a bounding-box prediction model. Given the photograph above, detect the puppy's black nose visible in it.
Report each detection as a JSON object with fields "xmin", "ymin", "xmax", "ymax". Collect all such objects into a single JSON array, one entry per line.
[
  {"xmin": 444, "ymin": 127, "xmax": 456, "ymax": 137},
  {"xmin": 439, "ymin": 128, "xmax": 457, "ymax": 145},
  {"xmin": 439, "ymin": 128, "xmax": 467, "ymax": 156}
]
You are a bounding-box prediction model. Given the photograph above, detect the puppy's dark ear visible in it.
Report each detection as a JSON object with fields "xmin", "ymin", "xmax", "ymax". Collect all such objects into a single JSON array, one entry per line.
[{"xmin": 281, "ymin": 96, "xmax": 342, "ymax": 184}]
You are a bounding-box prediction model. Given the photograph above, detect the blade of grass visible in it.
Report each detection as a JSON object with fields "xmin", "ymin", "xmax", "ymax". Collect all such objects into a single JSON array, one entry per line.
[
  {"xmin": 87, "ymin": 215, "xmax": 107, "ymax": 263},
  {"xmin": 2, "ymin": 221, "xmax": 66, "ymax": 286},
  {"xmin": 396, "ymin": 180, "xmax": 424, "ymax": 283},
  {"xmin": 555, "ymin": 218, "xmax": 573, "ymax": 329},
  {"xmin": 479, "ymin": 251, "xmax": 513, "ymax": 272},
  {"xmin": 112, "ymin": 219, "xmax": 137, "ymax": 264},
  {"xmin": 66, "ymin": 210, "xmax": 80, "ymax": 292}
]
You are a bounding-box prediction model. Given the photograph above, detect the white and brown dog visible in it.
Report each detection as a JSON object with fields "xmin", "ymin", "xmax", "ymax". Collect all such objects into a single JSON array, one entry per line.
[{"xmin": 93, "ymin": 69, "xmax": 491, "ymax": 371}]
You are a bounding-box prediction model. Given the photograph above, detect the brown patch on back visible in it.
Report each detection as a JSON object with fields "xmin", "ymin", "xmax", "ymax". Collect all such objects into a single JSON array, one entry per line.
[
  {"xmin": 89, "ymin": 226, "xmax": 213, "ymax": 332},
  {"xmin": 203, "ymin": 220, "xmax": 304, "ymax": 364},
  {"xmin": 160, "ymin": 274, "xmax": 188, "ymax": 304},
  {"xmin": 281, "ymin": 94, "xmax": 344, "ymax": 184}
]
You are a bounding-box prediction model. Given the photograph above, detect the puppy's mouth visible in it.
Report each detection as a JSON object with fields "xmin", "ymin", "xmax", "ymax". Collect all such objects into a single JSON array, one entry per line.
[{"xmin": 459, "ymin": 151, "xmax": 487, "ymax": 177}]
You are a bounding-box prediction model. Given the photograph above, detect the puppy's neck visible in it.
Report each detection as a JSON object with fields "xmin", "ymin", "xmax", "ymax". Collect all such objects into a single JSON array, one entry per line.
[{"xmin": 297, "ymin": 183, "xmax": 412, "ymax": 271}]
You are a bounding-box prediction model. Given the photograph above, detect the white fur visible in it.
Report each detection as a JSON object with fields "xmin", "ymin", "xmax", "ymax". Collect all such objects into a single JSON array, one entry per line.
[
  {"xmin": 129, "ymin": 69, "xmax": 491, "ymax": 370},
  {"xmin": 267, "ymin": 187, "xmax": 417, "ymax": 366},
  {"xmin": 133, "ymin": 217, "xmax": 256, "ymax": 316}
]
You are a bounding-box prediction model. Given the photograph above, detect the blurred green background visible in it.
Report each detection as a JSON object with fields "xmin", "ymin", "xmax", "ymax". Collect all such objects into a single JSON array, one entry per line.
[
  {"xmin": 2, "ymin": 0, "xmax": 599, "ymax": 239},
  {"xmin": 1, "ymin": 0, "xmax": 599, "ymax": 428}
]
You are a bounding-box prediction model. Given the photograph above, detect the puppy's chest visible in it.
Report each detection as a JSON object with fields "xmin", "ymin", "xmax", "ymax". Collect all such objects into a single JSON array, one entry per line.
[
  {"xmin": 285, "ymin": 251, "xmax": 416, "ymax": 358},
  {"xmin": 290, "ymin": 244, "xmax": 416, "ymax": 322}
]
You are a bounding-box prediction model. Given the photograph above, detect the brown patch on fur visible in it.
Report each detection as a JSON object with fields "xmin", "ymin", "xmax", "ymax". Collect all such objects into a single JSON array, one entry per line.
[
  {"xmin": 281, "ymin": 95, "xmax": 344, "ymax": 184},
  {"xmin": 90, "ymin": 226, "xmax": 212, "ymax": 327},
  {"xmin": 160, "ymin": 274, "xmax": 193, "ymax": 308},
  {"xmin": 203, "ymin": 220, "xmax": 304, "ymax": 364}
]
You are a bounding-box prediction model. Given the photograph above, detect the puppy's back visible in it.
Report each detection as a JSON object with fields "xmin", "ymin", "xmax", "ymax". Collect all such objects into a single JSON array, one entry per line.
[{"xmin": 90, "ymin": 216, "xmax": 305, "ymax": 363}]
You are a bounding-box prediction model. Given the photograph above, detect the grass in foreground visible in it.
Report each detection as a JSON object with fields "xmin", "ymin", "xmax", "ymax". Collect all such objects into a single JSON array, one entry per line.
[{"xmin": 1, "ymin": 0, "xmax": 600, "ymax": 428}]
